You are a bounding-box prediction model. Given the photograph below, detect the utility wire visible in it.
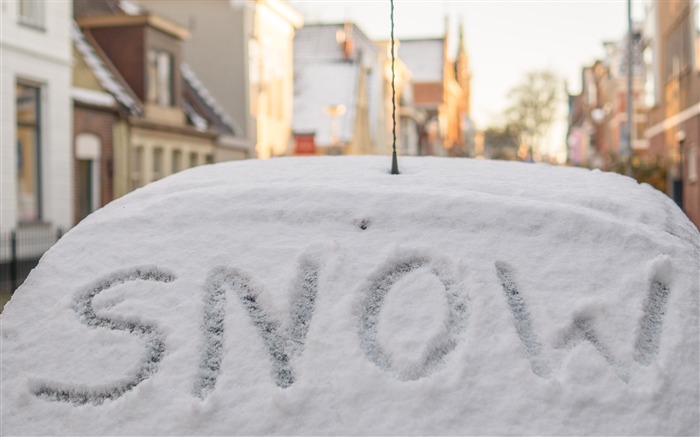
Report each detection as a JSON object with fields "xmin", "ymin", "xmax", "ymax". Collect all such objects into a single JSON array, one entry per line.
[{"xmin": 390, "ymin": 0, "xmax": 399, "ymax": 174}]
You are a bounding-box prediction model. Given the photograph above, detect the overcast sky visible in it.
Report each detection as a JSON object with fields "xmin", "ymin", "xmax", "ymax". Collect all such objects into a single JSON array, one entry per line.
[{"xmin": 289, "ymin": 0, "xmax": 646, "ymax": 159}]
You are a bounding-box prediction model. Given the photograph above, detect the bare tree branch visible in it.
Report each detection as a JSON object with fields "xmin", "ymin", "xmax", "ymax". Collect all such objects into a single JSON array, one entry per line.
[{"xmin": 505, "ymin": 70, "xmax": 562, "ymax": 161}]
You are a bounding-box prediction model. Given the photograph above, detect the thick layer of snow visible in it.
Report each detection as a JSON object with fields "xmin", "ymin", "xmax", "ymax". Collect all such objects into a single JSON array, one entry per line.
[{"xmin": 2, "ymin": 156, "xmax": 698, "ymax": 435}]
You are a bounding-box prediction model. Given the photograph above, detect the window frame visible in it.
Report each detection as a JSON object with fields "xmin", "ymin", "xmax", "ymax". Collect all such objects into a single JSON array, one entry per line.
[
  {"xmin": 688, "ymin": 144, "xmax": 698, "ymax": 183},
  {"xmin": 75, "ymin": 133, "xmax": 102, "ymax": 222},
  {"xmin": 153, "ymin": 147, "xmax": 164, "ymax": 181},
  {"xmin": 147, "ymin": 49, "xmax": 174, "ymax": 107},
  {"xmin": 18, "ymin": 0, "xmax": 46, "ymax": 31},
  {"xmin": 172, "ymin": 149, "xmax": 182, "ymax": 174},
  {"xmin": 131, "ymin": 146, "xmax": 144, "ymax": 190},
  {"xmin": 16, "ymin": 81, "xmax": 43, "ymax": 223}
]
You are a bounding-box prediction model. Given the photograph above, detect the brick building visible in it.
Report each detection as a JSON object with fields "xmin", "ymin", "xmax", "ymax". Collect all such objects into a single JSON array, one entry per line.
[
  {"xmin": 72, "ymin": 0, "xmax": 246, "ymax": 223},
  {"xmin": 644, "ymin": 0, "xmax": 700, "ymax": 228}
]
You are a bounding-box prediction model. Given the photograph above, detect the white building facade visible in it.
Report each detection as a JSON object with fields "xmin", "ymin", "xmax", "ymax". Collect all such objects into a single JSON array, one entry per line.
[{"xmin": 1, "ymin": 0, "xmax": 74, "ymax": 233}]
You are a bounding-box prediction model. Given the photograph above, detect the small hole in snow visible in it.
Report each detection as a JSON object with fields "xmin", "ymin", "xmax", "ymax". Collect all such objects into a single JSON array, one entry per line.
[{"xmin": 357, "ymin": 219, "xmax": 370, "ymax": 230}]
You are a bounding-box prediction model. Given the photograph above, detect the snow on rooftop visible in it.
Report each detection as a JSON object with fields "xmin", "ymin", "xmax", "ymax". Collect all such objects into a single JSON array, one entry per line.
[
  {"xmin": 119, "ymin": 0, "xmax": 143, "ymax": 15},
  {"xmin": 182, "ymin": 100, "xmax": 208, "ymax": 132},
  {"xmin": 1, "ymin": 156, "xmax": 698, "ymax": 435},
  {"xmin": 71, "ymin": 87, "xmax": 117, "ymax": 108},
  {"xmin": 181, "ymin": 63, "xmax": 238, "ymax": 135}
]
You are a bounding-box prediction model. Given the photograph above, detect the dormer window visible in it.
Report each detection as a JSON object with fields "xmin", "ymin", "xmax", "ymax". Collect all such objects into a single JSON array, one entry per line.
[
  {"xmin": 147, "ymin": 49, "xmax": 174, "ymax": 106},
  {"xmin": 18, "ymin": 0, "xmax": 45, "ymax": 30}
]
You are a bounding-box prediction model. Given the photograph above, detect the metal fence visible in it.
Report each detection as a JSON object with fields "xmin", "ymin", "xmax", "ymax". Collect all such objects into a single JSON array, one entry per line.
[{"xmin": 1, "ymin": 226, "xmax": 63, "ymax": 310}]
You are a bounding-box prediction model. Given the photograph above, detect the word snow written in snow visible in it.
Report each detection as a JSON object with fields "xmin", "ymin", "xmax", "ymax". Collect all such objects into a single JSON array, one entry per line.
[{"xmin": 32, "ymin": 252, "xmax": 672, "ymax": 406}]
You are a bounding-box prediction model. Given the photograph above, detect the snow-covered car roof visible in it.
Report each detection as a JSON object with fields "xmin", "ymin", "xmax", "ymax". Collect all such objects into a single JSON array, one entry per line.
[{"xmin": 1, "ymin": 156, "xmax": 698, "ymax": 435}]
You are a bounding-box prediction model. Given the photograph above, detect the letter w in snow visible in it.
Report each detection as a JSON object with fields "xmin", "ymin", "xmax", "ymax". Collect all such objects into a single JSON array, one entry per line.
[{"xmin": 495, "ymin": 260, "xmax": 672, "ymax": 383}]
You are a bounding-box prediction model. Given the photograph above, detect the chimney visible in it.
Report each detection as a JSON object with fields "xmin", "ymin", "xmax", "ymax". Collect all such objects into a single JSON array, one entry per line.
[{"xmin": 342, "ymin": 22, "xmax": 354, "ymax": 60}]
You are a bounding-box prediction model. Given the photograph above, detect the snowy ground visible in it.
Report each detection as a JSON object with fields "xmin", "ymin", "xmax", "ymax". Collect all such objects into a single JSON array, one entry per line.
[{"xmin": 1, "ymin": 156, "xmax": 698, "ymax": 435}]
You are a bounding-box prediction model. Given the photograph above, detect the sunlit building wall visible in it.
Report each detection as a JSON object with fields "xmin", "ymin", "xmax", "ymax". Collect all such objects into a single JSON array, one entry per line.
[
  {"xmin": 376, "ymin": 40, "xmax": 420, "ymax": 157},
  {"xmin": 251, "ymin": 1, "xmax": 303, "ymax": 158}
]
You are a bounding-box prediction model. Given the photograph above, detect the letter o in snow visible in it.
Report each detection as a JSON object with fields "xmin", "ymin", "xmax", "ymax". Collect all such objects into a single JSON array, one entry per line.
[{"xmin": 358, "ymin": 256, "xmax": 468, "ymax": 381}]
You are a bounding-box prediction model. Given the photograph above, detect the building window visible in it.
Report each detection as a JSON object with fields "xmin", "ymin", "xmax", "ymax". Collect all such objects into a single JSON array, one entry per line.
[
  {"xmin": 205, "ymin": 154, "xmax": 214, "ymax": 165},
  {"xmin": 18, "ymin": 0, "xmax": 45, "ymax": 29},
  {"xmin": 147, "ymin": 49, "xmax": 174, "ymax": 106},
  {"xmin": 172, "ymin": 150, "xmax": 182, "ymax": 173},
  {"xmin": 153, "ymin": 147, "xmax": 164, "ymax": 180},
  {"xmin": 644, "ymin": 46, "xmax": 656, "ymax": 107},
  {"xmin": 76, "ymin": 160, "xmax": 94, "ymax": 222},
  {"xmin": 689, "ymin": 145, "xmax": 698, "ymax": 183},
  {"xmin": 666, "ymin": 16, "xmax": 693, "ymax": 79},
  {"xmin": 16, "ymin": 83, "xmax": 42, "ymax": 223},
  {"xmin": 131, "ymin": 146, "xmax": 144, "ymax": 190},
  {"xmin": 75, "ymin": 133, "xmax": 101, "ymax": 223},
  {"xmin": 189, "ymin": 152, "xmax": 198, "ymax": 168}
]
